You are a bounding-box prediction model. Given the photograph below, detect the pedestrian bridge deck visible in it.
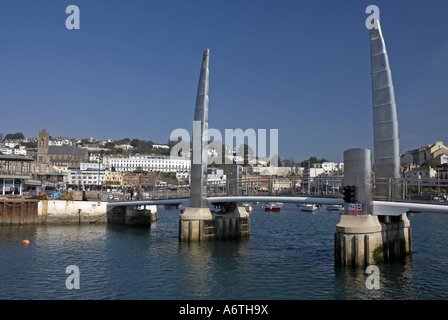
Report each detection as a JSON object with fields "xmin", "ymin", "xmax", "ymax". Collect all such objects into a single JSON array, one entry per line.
[{"xmin": 106, "ymin": 195, "xmax": 448, "ymax": 215}]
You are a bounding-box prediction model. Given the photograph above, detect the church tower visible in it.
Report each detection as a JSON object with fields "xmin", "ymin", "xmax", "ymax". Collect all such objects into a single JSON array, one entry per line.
[{"xmin": 37, "ymin": 129, "xmax": 49, "ymax": 163}]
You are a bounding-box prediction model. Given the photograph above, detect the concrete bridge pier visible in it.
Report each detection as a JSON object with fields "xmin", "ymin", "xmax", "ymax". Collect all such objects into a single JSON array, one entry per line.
[
  {"xmin": 179, "ymin": 207, "xmax": 214, "ymax": 241},
  {"xmin": 179, "ymin": 205, "xmax": 250, "ymax": 242},
  {"xmin": 214, "ymin": 205, "xmax": 250, "ymax": 240},
  {"xmin": 335, "ymin": 213, "xmax": 411, "ymax": 267},
  {"xmin": 107, "ymin": 204, "xmax": 158, "ymax": 227},
  {"xmin": 335, "ymin": 148, "xmax": 411, "ymax": 267}
]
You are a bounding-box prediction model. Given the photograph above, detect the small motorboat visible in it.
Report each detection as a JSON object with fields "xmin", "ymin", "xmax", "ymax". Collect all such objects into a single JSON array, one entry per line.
[
  {"xmin": 299, "ymin": 204, "xmax": 319, "ymax": 212},
  {"xmin": 327, "ymin": 204, "xmax": 344, "ymax": 211},
  {"xmin": 263, "ymin": 202, "xmax": 283, "ymax": 212}
]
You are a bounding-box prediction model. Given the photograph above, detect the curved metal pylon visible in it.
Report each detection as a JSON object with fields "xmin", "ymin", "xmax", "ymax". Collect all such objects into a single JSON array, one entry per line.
[
  {"xmin": 370, "ymin": 20, "xmax": 401, "ymax": 198},
  {"xmin": 190, "ymin": 49, "xmax": 210, "ymax": 208}
]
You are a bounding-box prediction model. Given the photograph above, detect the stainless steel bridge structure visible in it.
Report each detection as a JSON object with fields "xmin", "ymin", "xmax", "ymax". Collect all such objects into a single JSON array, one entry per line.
[{"xmin": 106, "ymin": 16, "xmax": 448, "ymax": 265}]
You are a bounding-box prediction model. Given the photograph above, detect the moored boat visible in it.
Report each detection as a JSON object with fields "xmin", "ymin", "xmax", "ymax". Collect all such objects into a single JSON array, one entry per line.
[
  {"xmin": 299, "ymin": 204, "xmax": 318, "ymax": 212},
  {"xmin": 242, "ymin": 202, "xmax": 254, "ymax": 213},
  {"xmin": 327, "ymin": 204, "xmax": 343, "ymax": 211},
  {"xmin": 263, "ymin": 202, "xmax": 283, "ymax": 211}
]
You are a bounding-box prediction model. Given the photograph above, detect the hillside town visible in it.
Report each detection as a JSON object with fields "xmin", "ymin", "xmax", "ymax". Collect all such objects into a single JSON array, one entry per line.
[{"xmin": 0, "ymin": 129, "xmax": 447, "ymax": 201}]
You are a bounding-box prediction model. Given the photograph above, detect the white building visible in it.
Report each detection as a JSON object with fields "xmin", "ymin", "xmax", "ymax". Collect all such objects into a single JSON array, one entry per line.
[
  {"xmin": 0, "ymin": 146, "xmax": 27, "ymax": 156},
  {"xmin": 176, "ymin": 171, "xmax": 189, "ymax": 182},
  {"xmin": 302, "ymin": 162, "xmax": 343, "ymax": 192},
  {"xmin": 109, "ymin": 155, "xmax": 190, "ymax": 173},
  {"xmin": 153, "ymin": 144, "xmax": 170, "ymax": 149},
  {"xmin": 207, "ymin": 169, "xmax": 226, "ymax": 186},
  {"xmin": 49, "ymin": 138, "xmax": 72, "ymax": 146},
  {"xmin": 314, "ymin": 162, "xmax": 343, "ymax": 173},
  {"xmin": 81, "ymin": 162, "xmax": 105, "ymax": 171},
  {"xmin": 114, "ymin": 144, "xmax": 133, "ymax": 150},
  {"xmin": 435, "ymin": 154, "xmax": 448, "ymax": 166},
  {"xmin": 66, "ymin": 162, "xmax": 106, "ymax": 189}
]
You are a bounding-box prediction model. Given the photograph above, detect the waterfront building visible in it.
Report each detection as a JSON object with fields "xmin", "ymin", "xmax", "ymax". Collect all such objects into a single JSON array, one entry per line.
[
  {"xmin": 116, "ymin": 171, "xmax": 158, "ymax": 190},
  {"xmin": 66, "ymin": 162, "xmax": 106, "ymax": 190},
  {"xmin": 122, "ymin": 172, "xmax": 139, "ymax": 188},
  {"xmin": 139, "ymin": 172, "xmax": 157, "ymax": 188},
  {"xmin": 0, "ymin": 154, "xmax": 34, "ymax": 195},
  {"xmin": 109, "ymin": 155, "xmax": 190, "ymax": 173},
  {"xmin": 105, "ymin": 171, "xmax": 123, "ymax": 190},
  {"xmin": 0, "ymin": 146, "xmax": 27, "ymax": 156}
]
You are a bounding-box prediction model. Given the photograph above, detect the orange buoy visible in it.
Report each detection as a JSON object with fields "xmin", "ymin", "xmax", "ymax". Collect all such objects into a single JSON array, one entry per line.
[{"xmin": 22, "ymin": 240, "xmax": 30, "ymax": 245}]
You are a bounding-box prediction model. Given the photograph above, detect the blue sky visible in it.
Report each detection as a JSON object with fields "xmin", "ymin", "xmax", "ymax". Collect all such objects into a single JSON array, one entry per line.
[{"xmin": 0, "ymin": 0, "xmax": 447, "ymax": 163}]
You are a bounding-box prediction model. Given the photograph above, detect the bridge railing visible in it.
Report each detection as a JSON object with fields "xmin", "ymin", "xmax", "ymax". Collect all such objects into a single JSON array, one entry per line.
[
  {"xmin": 374, "ymin": 177, "xmax": 448, "ymax": 202},
  {"xmin": 206, "ymin": 176, "xmax": 448, "ymax": 204},
  {"xmin": 104, "ymin": 175, "xmax": 448, "ymax": 204},
  {"xmin": 206, "ymin": 176, "xmax": 343, "ymax": 198}
]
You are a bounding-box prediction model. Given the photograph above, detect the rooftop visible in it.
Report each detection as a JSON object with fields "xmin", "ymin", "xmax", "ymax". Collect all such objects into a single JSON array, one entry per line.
[{"xmin": 0, "ymin": 154, "xmax": 34, "ymax": 162}]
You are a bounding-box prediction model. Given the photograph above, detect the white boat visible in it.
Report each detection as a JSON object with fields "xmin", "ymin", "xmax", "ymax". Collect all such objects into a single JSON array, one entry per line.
[
  {"xmin": 327, "ymin": 204, "xmax": 344, "ymax": 211},
  {"xmin": 242, "ymin": 202, "xmax": 254, "ymax": 213},
  {"xmin": 299, "ymin": 204, "xmax": 318, "ymax": 212}
]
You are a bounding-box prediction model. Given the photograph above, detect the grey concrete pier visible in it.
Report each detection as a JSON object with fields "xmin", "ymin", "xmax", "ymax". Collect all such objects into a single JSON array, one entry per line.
[
  {"xmin": 334, "ymin": 148, "xmax": 411, "ymax": 267},
  {"xmin": 179, "ymin": 206, "xmax": 250, "ymax": 242},
  {"xmin": 107, "ymin": 204, "xmax": 158, "ymax": 227}
]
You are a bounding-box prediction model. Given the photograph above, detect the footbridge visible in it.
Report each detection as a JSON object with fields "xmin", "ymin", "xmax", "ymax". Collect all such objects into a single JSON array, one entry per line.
[
  {"xmin": 107, "ymin": 17, "xmax": 448, "ymax": 267},
  {"xmin": 106, "ymin": 195, "xmax": 448, "ymax": 215}
]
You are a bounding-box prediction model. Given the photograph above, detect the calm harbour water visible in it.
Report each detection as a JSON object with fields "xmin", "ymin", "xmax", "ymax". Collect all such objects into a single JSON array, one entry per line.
[{"xmin": 1, "ymin": 203, "xmax": 447, "ymax": 300}]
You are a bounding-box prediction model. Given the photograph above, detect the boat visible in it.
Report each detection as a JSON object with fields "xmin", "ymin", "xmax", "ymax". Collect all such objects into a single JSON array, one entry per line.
[
  {"xmin": 263, "ymin": 202, "xmax": 283, "ymax": 212},
  {"xmin": 299, "ymin": 204, "xmax": 318, "ymax": 212},
  {"xmin": 327, "ymin": 204, "xmax": 344, "ymax": 211},
  {"xmin": 164, "ymin": 203, "xmax": 183, "ymax": 210},
  {"xmin": 242, "ymin": 202, "xmax": 254, "ymax": 213}
]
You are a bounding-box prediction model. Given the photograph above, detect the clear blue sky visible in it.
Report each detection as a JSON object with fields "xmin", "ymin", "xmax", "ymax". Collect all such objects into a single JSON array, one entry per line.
[{"xmin": 0, "ymin": 0, "xmax": 447, "ymax": 163}]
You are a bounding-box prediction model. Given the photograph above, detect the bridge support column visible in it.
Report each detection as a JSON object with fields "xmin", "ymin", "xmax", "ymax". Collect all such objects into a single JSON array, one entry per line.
[
  {"xmin": 335, "ymin": 215, "xmax": 384, "ymax": 267},
  {"xmin": 106, "ymin": 204, "xmax": 158, "ymax": 227},
  {"xmin": 214, "ymin": 206, "xmax": 250, "ymax": 240},
  {"xmin": 179, "ymin": 208, "xmax": 214, "ymax": 242},
  {"xmin": 335, "ymin": 148, "xmax": 411, "ymax": 267},
  {"xmin": 335, "ymin": 213, "xmax": 411, "ymax": 267},
  {"xmin": 179, "ymin": 206, "xmax": 250, "ymax": 242}
]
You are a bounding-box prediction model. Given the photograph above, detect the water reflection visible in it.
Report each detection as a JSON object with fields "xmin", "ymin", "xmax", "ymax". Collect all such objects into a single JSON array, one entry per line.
[
  {"xmin": 333, "ymin": 257, "xmax": 415, "ymax": 299},
  {"xmin": 1, "ymin": 210, "xmax": 448, "ymax": 299},
  {"xmin": 177, "ymin": 239, "xmax": 252, "ymax": 299}
]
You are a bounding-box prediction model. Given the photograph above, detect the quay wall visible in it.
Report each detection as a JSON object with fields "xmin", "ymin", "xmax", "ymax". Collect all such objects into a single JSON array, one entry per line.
[
  {"xmin": 38, "ymin": 200, "xmax": 108, "ymax": 224},
  {"xmin": 0, "ymin": 200, "xmax": 39, "ymax": 225},
  {"xmin": 1, "ymin": 199, "xmax": 160, "ymax": 226}
]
